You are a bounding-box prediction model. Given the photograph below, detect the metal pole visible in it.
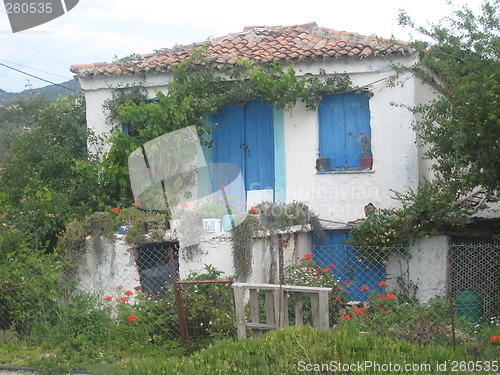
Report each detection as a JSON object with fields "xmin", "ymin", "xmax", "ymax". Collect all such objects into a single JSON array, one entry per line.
[{"xmin": 168, "ymin": 247, "xmax": 190, "ymax": 348}]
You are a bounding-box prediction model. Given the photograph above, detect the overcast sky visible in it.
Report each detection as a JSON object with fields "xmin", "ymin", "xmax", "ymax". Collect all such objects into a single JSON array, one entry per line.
[{"xmin": 0, "ymin": 0, "xmax": 478, "ymax": 93}]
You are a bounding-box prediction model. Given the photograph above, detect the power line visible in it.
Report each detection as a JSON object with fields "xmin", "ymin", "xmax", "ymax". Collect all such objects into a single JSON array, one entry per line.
[
  {"xmin": 0, "ymin": 62, "xmax": 80, "ymax": 93},
  {"xmin": 0, "ymin": 58, "xmax": 71, "ymax": 80}
]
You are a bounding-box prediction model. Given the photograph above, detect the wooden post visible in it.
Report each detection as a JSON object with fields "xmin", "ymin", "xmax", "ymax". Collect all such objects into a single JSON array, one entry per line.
[
  {"xmin": 294, "ymin": 292, "xmax": 303, "ymax": 326},
  {"xmin": 233, "ymin": 285, "xmax": 247, "ymax": 340},
  {"xmin": 249, "ymin": 288, "xmax": 260, "ymax": 338},
  {"xmin": 265, "ymin": 290, "xmax": 275, "ymax": 326},
  {"xmin": 310, "ymin": 292, "xmax": 320, "ymax": 329},
  {"xmin": 317, "ymin": 290, "xmax": 330, "ymax": 331},
  {"xmin": 168, "ymin": 247, "xmax": 189, "ymax": 347},
  {"xmin": 446, "ymin": 255, "xmax": 456, "ymax": 346}
]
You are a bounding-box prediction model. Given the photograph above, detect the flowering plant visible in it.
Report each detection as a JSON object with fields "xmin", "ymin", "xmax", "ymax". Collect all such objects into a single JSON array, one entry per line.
[
  {"xmin": 348, "ymin": 132, "xmax": 371, "ymax": 157},
  {"xmin": 198, "ymin": 192, "xmax": 245, "ymax": 218}
]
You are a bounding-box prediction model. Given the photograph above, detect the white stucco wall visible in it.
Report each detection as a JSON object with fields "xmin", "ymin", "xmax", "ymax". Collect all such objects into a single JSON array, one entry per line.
[
  {"xmin": 79, "ymin": 73, "xmax": 172, "ymax": 153},
  {"xmin": 386, "ymin": 236, "xmax": 449, "ymax": 303},
  {"xmin": 76, "ymin": 230, "xmax": 313, "ymax": 294},
  {"xmin": 75, "ymin": 236, "xmax": 141, "ymax": 300},
  {"xmin": 178, "ymin": 229, "xmax": 312, "ymax": 283}
]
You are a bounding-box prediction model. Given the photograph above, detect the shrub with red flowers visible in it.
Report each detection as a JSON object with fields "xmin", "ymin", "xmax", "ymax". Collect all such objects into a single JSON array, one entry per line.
[{"xmin": 285, "ymin": 253, "xmax": 347, "ymax": 324}]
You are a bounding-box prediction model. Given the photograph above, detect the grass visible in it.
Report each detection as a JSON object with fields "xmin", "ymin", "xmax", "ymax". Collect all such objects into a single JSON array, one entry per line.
[{"xmin": 2, "ymin": 324, "xmax": 497, "ymax": 374}]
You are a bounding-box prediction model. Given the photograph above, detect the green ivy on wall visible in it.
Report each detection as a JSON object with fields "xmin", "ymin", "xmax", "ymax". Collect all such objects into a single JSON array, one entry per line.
[{"xmin": 100, "ymin": 48, "xmax": 355, "ymax": 205}]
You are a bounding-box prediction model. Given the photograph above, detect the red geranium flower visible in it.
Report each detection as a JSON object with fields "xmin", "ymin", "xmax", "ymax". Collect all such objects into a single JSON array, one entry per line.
[
  {"xmin": 360, "ymin": 285, "xmax": 369, "ymax": 291},
  {"xmin": 304, "ymin": 253, "xmax": 313, "ymax": 260},
  {"xmin": 344, "ymin": 280, "xmax": 350, "ymax": 285},
  {"xmin": 127, "ymin": 315, "xmax": 137, "ymax": 322},
  {"xmin": 124, "ymin": 290, "xmax": 133, "ymax": 296},
  {"xmin": 104, "ymin": 296, "xmax": 113, "ymax": 301},
  {"xmin": 323, "ymin": 268, "xmax": 330, "ymax": 273},
  {"xmin": 490, "ymin": 335, "xmax": 500, "ymax": 342},
  {"xmin": 342, "ymin": 314, "xmax": 351, "ymax": 320},
  {"xmin": 385, "ymin": 293, "xmax": 395, "ymax": 299},
  {"xmin": 329, "ymin": 264, "xmax": 335, "ymax": 268},
  {"xmin": 386, "ymin": 309, "xmax": 394, "ymax": 313},
  {"xmin": 116, "ymin": 285, "xmax": 124, "ymax": 289},
  {"xmin": 378, "ymin": 281, "xmax": 387, "ymax": 287},
  {"xmin": 117, "ymin": 297, "xmax": 128, "ymax": 303},
  {"xmin": 112, "ymin": 208, "xmax": 120, "ymax": 213}
]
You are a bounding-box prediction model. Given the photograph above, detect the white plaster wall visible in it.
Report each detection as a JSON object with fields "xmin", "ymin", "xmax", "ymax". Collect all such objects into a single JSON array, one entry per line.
[
  {"xmin": 414, "ymin": 75, "xmax": 440, "ymax": 182},
  {"xmin": 178, "ymin": 232, "xmax": 234, "ymax": 279},
  {"xmin": 284, "ymin": 63, "xmax": 421, "ymax": 224},
  {"xmin": 408, "ymin": 236, "xmax": 449, "ymax": 303},
  {"xmin": 386, "ymin": 236, "xmax": 449, "ymax": 303},
  {"xmin": 75, "ymin": 236, "xmax": 141, "ymax": 300},
  {"xmin": 79, "ymin": 73, "xmax": 172, "ymax": 153},
  {"xmin": 178, "ymin": 230, "xmax": 312, "ymax": 283}
]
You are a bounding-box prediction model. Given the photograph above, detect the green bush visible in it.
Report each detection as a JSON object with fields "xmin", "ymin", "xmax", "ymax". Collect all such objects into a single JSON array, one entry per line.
[{"xmin": 0, "ymin": 245, "xmax": 67, "ymax": 337}]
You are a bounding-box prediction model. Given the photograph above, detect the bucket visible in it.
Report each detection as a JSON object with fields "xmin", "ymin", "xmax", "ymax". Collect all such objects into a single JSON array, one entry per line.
[
  {"xmin": 455, "ymin": 289, "xmax": 483, "ymax": 324},
  {"xmin": 202, "ymin": 218, "xmax": 222, "ymax": 232},
  {"xmin": 222, "ymin": 214, "xmax": 234, "ymax": 232}
]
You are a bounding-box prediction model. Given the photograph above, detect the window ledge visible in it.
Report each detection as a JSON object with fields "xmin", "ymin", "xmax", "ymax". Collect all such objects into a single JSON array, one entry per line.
[{"xmin": 316, "ymin": 169, "xmax": 374, "ymax": 175}]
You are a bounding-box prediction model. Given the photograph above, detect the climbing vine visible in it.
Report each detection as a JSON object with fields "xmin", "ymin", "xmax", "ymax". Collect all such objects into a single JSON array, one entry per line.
[
  {"xmin": 231, "ymin": 201, "xmax": 325, "ymax": 280},
  {"xmin": 347, "ymin": 178, "xmax": 469, "ymax": 262},
  {"xmin": 101, "ymin": 48, "xmax": 356, "ymax": 205}
]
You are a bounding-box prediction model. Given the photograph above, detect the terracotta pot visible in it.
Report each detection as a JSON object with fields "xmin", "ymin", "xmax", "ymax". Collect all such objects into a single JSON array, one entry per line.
[{"xmin": 360, "ymin": 157, "xmax": 373, "ymax": 170}]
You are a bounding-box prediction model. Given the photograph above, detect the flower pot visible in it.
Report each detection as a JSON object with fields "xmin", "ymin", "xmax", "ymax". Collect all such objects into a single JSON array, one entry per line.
[
  {"xmin": 202, "ymin": 218, "xmax": 222, "ymax": 232},
  {"xmin": 360, "ymin": 157, "xmax": 373, "ymax": 170},
  {"xmin": 316, "ymin": 157, "xmax": 330, "ymax": 172}
]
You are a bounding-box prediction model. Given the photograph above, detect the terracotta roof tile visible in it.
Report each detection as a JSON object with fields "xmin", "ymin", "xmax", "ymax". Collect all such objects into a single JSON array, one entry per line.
[{"xmin": 71, "ymin": 22, "xmax": 413, "ymax": 78}]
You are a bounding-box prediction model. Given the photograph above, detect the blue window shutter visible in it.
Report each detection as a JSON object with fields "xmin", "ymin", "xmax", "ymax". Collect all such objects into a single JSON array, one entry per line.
[
  {"xmin": 319, "ymin": 92, "xmax": 371, "ymax": 170},
  {"xmin": 122, "ymin": 124, "xmax": 129, "ymax": 135}
]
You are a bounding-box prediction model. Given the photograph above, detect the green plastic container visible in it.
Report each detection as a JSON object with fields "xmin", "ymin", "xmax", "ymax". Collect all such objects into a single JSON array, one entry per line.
[{"xmin": 455, "ymin": 289, "xmax": 483, "ymax": 324}]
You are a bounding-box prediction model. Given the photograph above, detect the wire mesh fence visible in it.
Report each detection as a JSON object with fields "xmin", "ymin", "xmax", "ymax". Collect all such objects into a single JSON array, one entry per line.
[{"xmin": 0, "ymin": 234, "xmax": 498, "ymax": 350}]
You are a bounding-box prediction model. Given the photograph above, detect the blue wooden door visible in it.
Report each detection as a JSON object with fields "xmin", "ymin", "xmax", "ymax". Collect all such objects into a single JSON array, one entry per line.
[
  {"xmin": 212, "ymin": 100, "xmax": 274, "ymax": 194},
  {"xmin": 313, "ymin": 230, "xmax": 385, "ymax": 301}
]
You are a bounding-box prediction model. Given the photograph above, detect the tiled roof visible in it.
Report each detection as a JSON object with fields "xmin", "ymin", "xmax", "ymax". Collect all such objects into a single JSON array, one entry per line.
[{"xmin": 71, "ymin": 22, "xmax": 413, "ymax": 79}]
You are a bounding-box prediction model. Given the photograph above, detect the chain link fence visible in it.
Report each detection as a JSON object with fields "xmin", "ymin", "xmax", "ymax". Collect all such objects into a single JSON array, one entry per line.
[{"xmin": 1, "ymin": 234, "xmax": 498, "ymax": 349}]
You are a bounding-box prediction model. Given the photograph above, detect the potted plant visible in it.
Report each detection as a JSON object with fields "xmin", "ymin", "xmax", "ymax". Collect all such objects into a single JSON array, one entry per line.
[
  {"xmin": 348, "ymin": 131, "xmax": 372, "ymax": 170},
  {"xmin": 198, "ymin": 197, "xmax": 228, "ymax": 232},
  {"xmin": 316, "ymin": 156, "xmax": 331, "ymax": 172}
]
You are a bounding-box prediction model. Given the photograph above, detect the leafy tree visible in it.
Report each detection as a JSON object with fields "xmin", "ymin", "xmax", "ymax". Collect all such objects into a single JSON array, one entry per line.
[
  {"xmin": 0, "ymin": 94, "xmax": 101, "ymax": 249},
  {"xmin": 398, "ymin": 0, "xmax": 500, "ymax": 192}
]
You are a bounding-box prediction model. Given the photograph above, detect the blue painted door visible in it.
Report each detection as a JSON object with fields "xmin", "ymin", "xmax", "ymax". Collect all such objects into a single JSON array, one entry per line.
[
  {"xmin": 212, "ymin": 100, "xmax": 275, "ymax": 194},
  {"xmin": 313, "ymin": 230, "xmax": 385, "ymax": 301}
]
